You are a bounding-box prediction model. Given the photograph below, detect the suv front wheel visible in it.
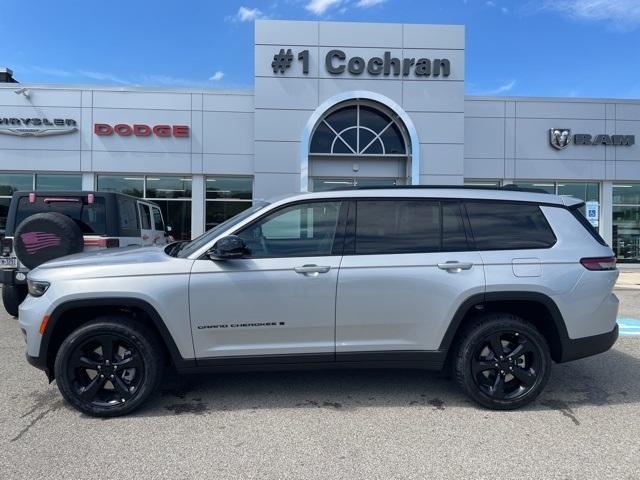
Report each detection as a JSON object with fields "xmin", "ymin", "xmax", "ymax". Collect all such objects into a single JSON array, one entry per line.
[
  {"xmin": 454, "ymin": 313, "xmax": 551, "ymax": 410},
  {"xmin": 54, "ymin": 316, "xmax": 163, "ymax": 417}
]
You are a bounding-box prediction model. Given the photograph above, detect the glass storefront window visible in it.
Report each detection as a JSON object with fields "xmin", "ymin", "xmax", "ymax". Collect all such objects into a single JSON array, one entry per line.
[
  {"xmin": 145, "ymin": 176, "xmax": 192, "ymax": 199},
  {"xmin": 206, "ymin": 177, "xmax": 252, "ymax": 200},
  {"xmin": 514, "ymin": 182, "xmax": 556, "ymax": 194},
  {"xmin": 0, "ymin": 173, "xmax": 33, "ymax": 196},
  {"xmin": 464, "ymin": 180, "xmax": 501, "ymax": 187},
  {"xmin": 0, "ymin": 173, "xmax": 33, "ymax": 231},
  {"xmin": 36, "ymin": 174, "xmax": 82, "ymax": 191},
  {"xmin": 205, "ymin": 176, "xmax": 253, "ymax": 230},
  {"xmin": 97, "ymin": 175, "xmax": 144, "ymax": 197},
  {"xmin": 613, "ymin": 184, "xmax": 640, "ymax": 263}
]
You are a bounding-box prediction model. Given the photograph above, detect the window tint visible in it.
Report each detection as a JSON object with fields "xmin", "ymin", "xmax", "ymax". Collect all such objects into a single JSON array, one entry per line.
[
  {"xmin": 117, "ymin": 197, "xmax": 139, "ymax": 235},
  {"xmin": 16, "ymin": 196, "xmax": 106, "ymax": 234},
  {"xmin": 237, "ymin": 201, "xmax": 342, "ymax": 258},
  {"xmin": 356, "ymin": 200, "xmax": 440, "ymax": 254},
  {"xmin": 139, "ymin": 204, "xmax": 151, "ymax": 229},
  {"xmin": 466, "ymin": 202, "xmax": 556, "ymax": 250},
  {"xmin": 152, "ymin": 207, "xmax": 164, "ymax": 231},
  {"xmin": 442, "ymin": 203, "xmax": 468, "ymax": 251}
]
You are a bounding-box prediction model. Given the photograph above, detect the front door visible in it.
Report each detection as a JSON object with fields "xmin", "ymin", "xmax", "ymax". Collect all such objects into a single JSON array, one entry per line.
[
  {"xmin": 336, "ymin": 199, "xmax": 485, "ymax": 355},
  {"xmin": 189, "ymin": 200, "xmax": 347, "ymax": 360}
]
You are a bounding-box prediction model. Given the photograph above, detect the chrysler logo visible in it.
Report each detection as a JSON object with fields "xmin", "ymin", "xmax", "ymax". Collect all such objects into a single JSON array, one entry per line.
[
  {"xmin": 0, "ymin": 118, "xmax": 78, "ymax": 137},
  {"xmin": 549, "ymin": 128, "xmax": 571, "ymax": 150}
]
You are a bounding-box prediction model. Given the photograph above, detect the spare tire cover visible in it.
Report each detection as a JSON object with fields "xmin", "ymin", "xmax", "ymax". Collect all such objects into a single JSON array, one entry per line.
[{"xmin": 14, "ymin": 212, "xmax": 84, "ymax": 269}]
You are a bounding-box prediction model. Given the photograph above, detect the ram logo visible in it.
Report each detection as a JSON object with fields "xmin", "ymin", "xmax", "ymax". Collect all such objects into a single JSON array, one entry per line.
[{"xmin": 549, "ymin": 128, "xmax": 572, "ymax": 150}]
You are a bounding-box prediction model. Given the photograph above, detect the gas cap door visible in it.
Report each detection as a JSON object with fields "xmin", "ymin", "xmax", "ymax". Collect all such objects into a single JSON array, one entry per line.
[{"xmin": 512, "ymin": 258, "xmax": 542, "ymax": 277}]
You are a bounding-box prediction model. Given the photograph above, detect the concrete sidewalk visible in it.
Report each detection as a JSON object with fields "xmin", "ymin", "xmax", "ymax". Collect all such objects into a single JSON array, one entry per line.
[{"xmin": 617, "ymin": 272, "xmax": 640, "ymax": 290}]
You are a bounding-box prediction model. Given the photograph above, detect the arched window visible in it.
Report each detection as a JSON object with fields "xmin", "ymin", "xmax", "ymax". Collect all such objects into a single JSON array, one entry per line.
[{"xmin": 309, "ymin": 101, "xmax": 408, "ymax": 156}]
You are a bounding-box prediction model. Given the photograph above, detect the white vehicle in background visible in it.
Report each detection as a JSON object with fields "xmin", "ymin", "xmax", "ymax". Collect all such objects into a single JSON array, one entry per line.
[{"xmin": 1, "ymin": 190, "xmax": 170, "ymax": 316}]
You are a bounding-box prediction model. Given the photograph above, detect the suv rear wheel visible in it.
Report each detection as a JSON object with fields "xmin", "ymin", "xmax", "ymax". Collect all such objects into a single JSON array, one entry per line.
[
  {"xmin": 54, "ymin": 316, "xmax": 163, "ymax": 417},
  {"xmin": 2, "ymin": 285, "xmax": 27, "ymax": 317},
  {"xmin": 454, "ymin": 313, "xmax": 551, "ymax": 410}
]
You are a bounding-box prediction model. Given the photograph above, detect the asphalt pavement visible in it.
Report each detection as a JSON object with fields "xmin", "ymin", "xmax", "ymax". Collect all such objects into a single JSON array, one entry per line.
[{"xmin": 1, "ymin": 289, "xmax": 639, "ymax": 479}]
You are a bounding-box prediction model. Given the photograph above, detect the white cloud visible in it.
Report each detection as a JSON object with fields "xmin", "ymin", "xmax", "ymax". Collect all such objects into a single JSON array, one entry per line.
[
  {"xmin": 485, "ymin": 0, "xmax": 496, "ymax": 6},
  {"xmin": 306, "ymin": 0, "xmax": 341, "ymax": 15},
  {"xmin": 356, "ymin": 0, "xmax": 386, "ymax": 7},
  {"xmin": 232, "ymin": 6, "xmax": 266, "ymax": 22},
  {"xmin": 493, "ymin": 79, "xmax": 516, "ymax": 94},
  {"xmin": 472, "ymin": 79, "xmax": 516, "ymax": 95},
  {"xmin": 541, "ymin": 0, "xmax": 640, "ymax": 30},
  {"xmin": 209, "ymin": 71, "xmax": 224, "ymax": 81},
  {"xmin": 501, "ymin": 6, "xmax": 508, "ymax": 13}
]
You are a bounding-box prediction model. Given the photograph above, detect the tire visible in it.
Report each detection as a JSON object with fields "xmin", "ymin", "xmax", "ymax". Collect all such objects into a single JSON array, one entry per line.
[
  {"xmin": 454, "ymin": 313, "xmax": 551, "ymax": 410},
  {"xmin": 2, "ymin": 284, "xmax": 27, "ymax": 317},
  {"xmin": 14, "ymin": 212, "xmax": 84, "ymax": 269},
  {"xmin": 54, "ymin": 316, "xmax": 164, "ymax": 417}
]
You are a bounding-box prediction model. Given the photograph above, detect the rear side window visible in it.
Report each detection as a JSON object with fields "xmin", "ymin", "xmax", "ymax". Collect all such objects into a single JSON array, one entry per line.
[
  {"xmin": 570, "ymin": 206, "xmax": 608, "ymax": 246},
  {"xmin": 15, "ymin": 196, "xmax": 106, "ymax": 234},
  {"xmin": 152, "ymin": 207, "xmax": 164, "ymax": 231},
  {"xmin": 117, "ymin": 197, "xmax": 139, "ymax": 236},
  {"xmin": 139, "ymin": 204, "xmax": 152, "ymax": 229},
  {"xmin": 356, "ymin": 200, "xmax": 441, "ymax": 254},
  {"xmin": 465, "ymin": 201, "xmax": 556, "ymax": 250}
]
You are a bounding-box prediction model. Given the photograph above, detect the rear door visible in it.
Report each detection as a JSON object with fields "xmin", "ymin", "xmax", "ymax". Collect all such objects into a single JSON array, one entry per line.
[
  {"xmin": 137, "ymin": 202, "xmax": 154, "ymax": 246},
  {"xmin": 150, "ymin": 205, "xmax": 168, "ymax": 245},
  {"xmin": 335, "ymin": 199, "xmax": 485, "ymax": 356}
]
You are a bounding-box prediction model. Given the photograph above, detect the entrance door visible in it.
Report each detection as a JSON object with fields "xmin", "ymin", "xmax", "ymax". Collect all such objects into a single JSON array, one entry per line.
[
  {"xmin": 189, "ymin": 200, "xmax": 347, "ymax": 360},
  {"xmin": 311, "ymin": 177, "xmax": 401, "ymax": 192}
]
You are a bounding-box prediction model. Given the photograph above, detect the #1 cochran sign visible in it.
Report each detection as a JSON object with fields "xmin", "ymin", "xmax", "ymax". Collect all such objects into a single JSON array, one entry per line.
[{"xmin": 94, "ymin": 123, "xmax": 189, "ymax": 137}]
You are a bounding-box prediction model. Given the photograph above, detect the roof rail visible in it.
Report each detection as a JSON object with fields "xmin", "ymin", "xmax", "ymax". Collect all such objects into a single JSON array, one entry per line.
[{"xmin": 329, "ymin": 184, "xmax": 551, "ymax": 194}]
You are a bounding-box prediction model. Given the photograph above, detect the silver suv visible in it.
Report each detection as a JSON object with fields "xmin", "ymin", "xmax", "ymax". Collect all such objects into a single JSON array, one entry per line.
[{"xmin": 19, "ymin": 186, "xmax": 619, "ymax": 416}]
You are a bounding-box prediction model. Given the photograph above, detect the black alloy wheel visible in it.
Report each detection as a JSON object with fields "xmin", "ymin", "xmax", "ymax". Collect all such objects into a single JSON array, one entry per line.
[
  {"xmin": 455, "ymin": 313, "xmax": 551, "ymax": 410},
  {"xmin": 66, "ymin": 334, "xmax": 145, "ymax": 407},
  {"xmin": 471, "ymin": 330, "xmax": 540, "ymax": 401},
  {"xmin": 54, "ymin": 317, "xmax": 163, "ymax": 417}
]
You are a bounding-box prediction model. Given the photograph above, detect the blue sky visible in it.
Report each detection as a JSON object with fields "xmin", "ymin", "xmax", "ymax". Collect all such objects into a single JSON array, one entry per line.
[{"xmin": 2, "ymin": 0, "xmax": 639, "ymax": 98}]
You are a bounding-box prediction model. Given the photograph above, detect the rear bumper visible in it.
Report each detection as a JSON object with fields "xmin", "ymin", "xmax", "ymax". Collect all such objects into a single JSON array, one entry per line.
[
  {"xmin": 559, "ymin": 324, "xmax": 619, "ymax": 363},
  {"xmin": 0, "ymin": 269, "xmax": 27, "ymax": 286}
]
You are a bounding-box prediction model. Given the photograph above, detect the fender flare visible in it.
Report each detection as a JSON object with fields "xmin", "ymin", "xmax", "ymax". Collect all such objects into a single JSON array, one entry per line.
[
  {"xmin": 39, "ymin": 297, "xmax": 195, "ymax": 374},
  {"xmin": 438, "ymin": 291, "xmax": 569, "ymax": 355}
]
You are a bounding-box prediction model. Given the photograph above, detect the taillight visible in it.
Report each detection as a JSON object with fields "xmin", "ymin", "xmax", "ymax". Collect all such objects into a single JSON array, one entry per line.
[
  {"xmin": 83, "ymin": 236, "xmax": 120, "ymax": 248},
  {"xmin": 580, "ymin": 256, "xmax": 617, "ymax": 271},
  {"xmin": 105, "ymin": 238, "xmax": 119, "ymax": 248},
  {"xmin": 1, "ymin": 237, "xmax": 13, "ymax": 257}
]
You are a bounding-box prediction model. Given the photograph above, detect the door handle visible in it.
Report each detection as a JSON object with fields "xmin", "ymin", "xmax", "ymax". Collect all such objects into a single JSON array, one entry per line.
[
  {"xmin": 294, "ymin": 264, "xmax": 331, "ymax": 276},
  {"xmin": 437, "ymin": 261, "xmax": 473, "ymax": 273}
]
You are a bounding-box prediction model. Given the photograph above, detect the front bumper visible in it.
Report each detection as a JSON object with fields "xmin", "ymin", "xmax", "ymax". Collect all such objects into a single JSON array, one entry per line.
[{"xmin": 559, "ymin": 324, "xmax": 619, "ymax": 363}]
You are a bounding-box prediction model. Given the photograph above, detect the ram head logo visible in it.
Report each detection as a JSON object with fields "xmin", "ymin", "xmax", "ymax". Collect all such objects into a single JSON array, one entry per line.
[{"xmin": 549, "ymin": 128, "xmax": 572, "ymax": 150}]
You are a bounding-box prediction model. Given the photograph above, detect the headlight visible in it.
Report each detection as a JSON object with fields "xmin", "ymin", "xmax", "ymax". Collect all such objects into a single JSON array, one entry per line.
[{"xmin": 27, "ymin": 279, "xmax": 50, "ymax": 297}]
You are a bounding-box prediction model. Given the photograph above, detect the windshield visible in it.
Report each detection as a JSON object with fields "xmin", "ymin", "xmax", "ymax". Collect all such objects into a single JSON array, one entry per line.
[{"xmin": 176, "ymin": 202, "xmax": 269, "ymax": 258}]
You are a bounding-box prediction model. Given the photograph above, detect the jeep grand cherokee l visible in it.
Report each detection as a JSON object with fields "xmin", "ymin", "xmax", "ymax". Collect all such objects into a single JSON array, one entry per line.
[{"xmin": 18, "ymin": 186, "xmax": 619, "ymax": 416}]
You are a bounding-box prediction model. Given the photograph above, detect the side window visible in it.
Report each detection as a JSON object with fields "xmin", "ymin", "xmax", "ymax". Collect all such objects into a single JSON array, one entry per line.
[
  {"xmin": 355, "ymin": 200, "xmax": 440, "ymax": 254},
  {"xmin": 465, "ymin": 201, "xmax": 556, "ymax": 250},
  {"xmin": 237, "ymin": 201, "xmax": 342, "ymax": 258},
  {"xmin": 139, "ymin": 203, "xmax": 151, "ymax": 230},
  {"xmin": 117, "ymin": 197, "xmax": 139, "ymax": 236},
  {"xmin": 152, "ymin": 207, "xmax": 164, "ymax": 231},
  {"xmin": 442, "ymin": 202, "xmax": 468, "ymax": 251}
]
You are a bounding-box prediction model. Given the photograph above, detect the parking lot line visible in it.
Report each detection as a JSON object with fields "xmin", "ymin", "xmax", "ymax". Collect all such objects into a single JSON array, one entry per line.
[{"xmin": 618, "ymin": 317, "xmax": 640, "ymax": 336}]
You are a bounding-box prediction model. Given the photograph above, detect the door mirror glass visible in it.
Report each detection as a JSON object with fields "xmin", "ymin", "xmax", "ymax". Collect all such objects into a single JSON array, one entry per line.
[{"xmin": 208, "ymin": 235, "xmax": 248, "ymax": 260}]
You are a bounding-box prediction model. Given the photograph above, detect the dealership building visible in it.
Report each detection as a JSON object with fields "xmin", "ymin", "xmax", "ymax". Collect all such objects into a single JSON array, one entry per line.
[{"xmin": 1, "ymin": 20, "xmax": 639, "ymax": 261}]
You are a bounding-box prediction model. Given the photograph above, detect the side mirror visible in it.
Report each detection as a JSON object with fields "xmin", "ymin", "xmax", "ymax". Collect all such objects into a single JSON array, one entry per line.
[{"xmin": 208, "ymin": 235, "xmax": 248, "ymax": 260}]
